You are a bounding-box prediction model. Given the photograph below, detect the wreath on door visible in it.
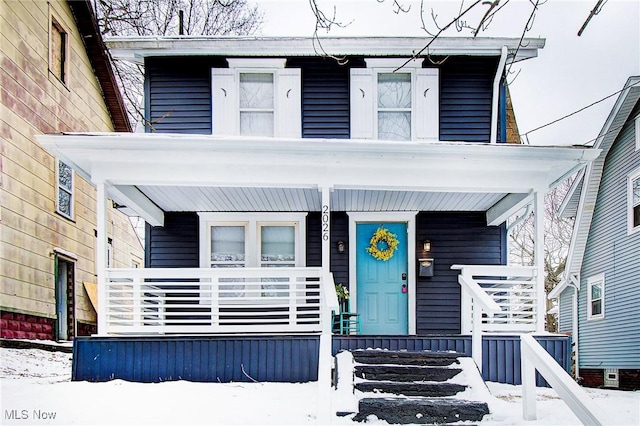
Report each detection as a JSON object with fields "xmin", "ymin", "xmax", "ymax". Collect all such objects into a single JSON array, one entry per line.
[{"xmin": 366, "ymin": 226, "xmax": 399, "ymax": 261}]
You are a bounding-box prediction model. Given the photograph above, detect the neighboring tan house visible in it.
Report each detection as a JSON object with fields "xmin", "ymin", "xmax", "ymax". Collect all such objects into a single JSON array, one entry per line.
[
  {"xmin": 39, "ymin": 35, "xmax": 600, "ymax": 385},
  {"xmin": 550, "ymin": 76, "xmax": 640, "ymax": 390},
  {"xmin": 0, "ymin": 0, "xmax": 144, "ymax": 341}
]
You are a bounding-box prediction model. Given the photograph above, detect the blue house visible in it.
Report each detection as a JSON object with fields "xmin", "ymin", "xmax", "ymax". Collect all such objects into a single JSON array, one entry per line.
[
  {"xmin": 38, "ymin": 36, "xmax": 599, "ymax": 385},
  {"xmin": 550, "ymin": 76, "xmax": 640, "ymax": 390}
]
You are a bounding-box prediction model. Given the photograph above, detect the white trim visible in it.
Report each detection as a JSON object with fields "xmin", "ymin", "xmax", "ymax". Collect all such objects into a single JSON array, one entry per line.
[
  {"xmin": 347, "ymin": 211, "xmax": 418, "ymax": 335},
  {"xmin": 56, "ymin": 159, "xmax": 74, "ymax": 220},
  {"xmin": 635, "ymin": 115, "xmax": 640, "ymax": 151},
  {"xmin": 365, "ymin": 58, "xmax": 424, "ymax": 69},
  {"xmin": 227, "ymin": 58, "xmax": 286, "ymax": 69},
  {"xmin": 106, "ymin": 36, "xmax": 545, "ymax": 65},
  {"xmin": 628, "ymin": 167, "xmax": 640, "ymax": 235},
  {"xmin": 586, "ymin": 273, "xmax": 605, "ymax": 321},
  {"xmin": 53, "ymin": 247, "xmax": 78, "ymax": 260},
  {"xmin": 198, "ymin": 212, "xmax": 307, "ymax": 269},
  {"xmin": 374, "ymin": 68, "xmax": 415, "ymax": 140}
]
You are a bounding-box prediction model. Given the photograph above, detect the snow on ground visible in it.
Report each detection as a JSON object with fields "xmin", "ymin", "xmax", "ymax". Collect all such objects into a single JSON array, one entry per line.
[{"xmin": 1, "ymin": 346, "xmax": 638, "ymax": 425}]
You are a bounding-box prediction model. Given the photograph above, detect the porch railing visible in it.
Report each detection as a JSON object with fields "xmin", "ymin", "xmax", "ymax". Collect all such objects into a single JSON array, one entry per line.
[
  {"xmin": 103, "ymin": 267, "xmax": 335, "ymax": 335},
  {"xmin": 452, "ymin": 264, "xmax": 540, "ymax": 370}
]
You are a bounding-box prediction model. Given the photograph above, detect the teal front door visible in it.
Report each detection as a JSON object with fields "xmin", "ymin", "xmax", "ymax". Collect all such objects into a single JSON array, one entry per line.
[{"xmin": 356, "ymin": 222, "xmax": 408, "ymax": 335}]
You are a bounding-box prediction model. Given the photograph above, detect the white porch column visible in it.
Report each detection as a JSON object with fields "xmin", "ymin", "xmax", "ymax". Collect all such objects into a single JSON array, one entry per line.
[
  {"xmin": 533, "ymin": 190, "xmax": 546, "ymax": 332},
  {"xmin": 96, "ymin": 181, "xmax": 108, "ymax": 335},
  {"xmin": 320, "ymin": 186, "xmax": 332, "ymax": 274}
]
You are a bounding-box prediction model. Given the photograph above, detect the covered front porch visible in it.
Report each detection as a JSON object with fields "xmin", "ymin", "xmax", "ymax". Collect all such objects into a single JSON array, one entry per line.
[{"xmin": 38, "ymin": 132, "xmax": 597, "ymax": 383}]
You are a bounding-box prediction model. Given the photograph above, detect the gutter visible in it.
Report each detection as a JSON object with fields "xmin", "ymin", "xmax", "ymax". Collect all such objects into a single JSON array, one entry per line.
[{"xmin": 490, "ymin": 46, "xmax": 508, "ymax": 144}]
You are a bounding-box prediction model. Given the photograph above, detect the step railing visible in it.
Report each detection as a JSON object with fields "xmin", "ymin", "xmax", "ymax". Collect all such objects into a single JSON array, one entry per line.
[
  {"xmin": 452, "ymin": 265, "xmax": 539, "ymax": 371},
  {"xmin": 521, "ymin": 334, "xmax": 606, "ymax": 425},
  {"xmin": 103, "ymin": 267, "xmax": 335, "ymax": 335}
]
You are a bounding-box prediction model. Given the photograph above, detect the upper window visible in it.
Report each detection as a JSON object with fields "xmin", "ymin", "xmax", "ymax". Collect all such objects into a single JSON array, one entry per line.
[
  {"xmin": 239, "ymin": 73, "xmax": 274, "ymax": 136},
  {"xmin": 212, "ymin": 59, "xmax": 301, "ymax": 138},
  {"xmin": 56, "ymin": 159, "xmax": 73, "ymax": 219},
  {"xmin": 587, "ymin": 273, "xmax": 605, "ymax": 320},
  {"xmin": 50, "ymin": 17, "xmax": 68, "ymax": 84},
  {"xmin": 629, "ymin": 168, "xmax": 640, "ymax": 234},
  {"xmin": 377, "ymin": 73, "xmax": 412, "ymax": 141},
  {"xmin": 350, "ymin": 59, "xmax": 439, "ymax": 141}
]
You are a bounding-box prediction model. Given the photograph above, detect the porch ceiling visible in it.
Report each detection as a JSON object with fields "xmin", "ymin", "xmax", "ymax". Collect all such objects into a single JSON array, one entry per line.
[
  {"xmin": 136, "ymin": 186, "xmax": 505, "ymax": 213},
  {"xmin": 37, "ymin": 132, "xmax": 600, "ymax": 226}
]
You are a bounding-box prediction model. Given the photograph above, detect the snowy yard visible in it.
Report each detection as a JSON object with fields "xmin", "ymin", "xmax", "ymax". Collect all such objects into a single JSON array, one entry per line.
[{"xmin": 1, "ymin": 345, "xmax": 638, "ymax": 425}]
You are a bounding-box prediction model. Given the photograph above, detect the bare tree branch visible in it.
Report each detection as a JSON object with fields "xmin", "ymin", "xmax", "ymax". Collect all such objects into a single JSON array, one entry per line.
[{"xmin": 94, "ymin": 0, "xmax": 263, "ymax": 125}]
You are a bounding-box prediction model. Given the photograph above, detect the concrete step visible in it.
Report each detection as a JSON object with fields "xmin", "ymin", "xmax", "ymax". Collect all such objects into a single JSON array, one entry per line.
[
  {"xmin": 355, "ymin": 380, "xmax": 466, "ymax": 397},
  {"xmin": 354, "ymin": 364, "xmax": 462, "ymax": 382},
  {"xmin": 352, "ymin": 349, "xmax": 462, "ymax": 366},
  {"xmin": 353, "ymin": 397, "xmax": 490, "ymax": 424}
]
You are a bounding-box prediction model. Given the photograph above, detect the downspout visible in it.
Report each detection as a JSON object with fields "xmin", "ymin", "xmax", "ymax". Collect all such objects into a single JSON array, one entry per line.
[
  {"xmin": 569, "ymin": 274, "xmax": 580, "ymax": 379},
  {"xmin": 490, "ymin": 46, "xmax": 509, "ymax": 144}
]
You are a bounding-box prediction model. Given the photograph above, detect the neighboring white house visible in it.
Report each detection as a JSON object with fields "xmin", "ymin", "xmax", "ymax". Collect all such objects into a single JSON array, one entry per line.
[{"xmin": 550, "ymin": 76, "xmax": 640, "ymax": 390}]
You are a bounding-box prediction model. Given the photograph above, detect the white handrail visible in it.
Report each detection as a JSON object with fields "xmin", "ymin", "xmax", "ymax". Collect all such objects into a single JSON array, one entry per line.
[
  {"xmin": 520, "ymin": 334, "xmax": 607, "ymax": 425},
  {"xmin": 457, "ymin": 272, "xmax": 501, "ymax": 371}
]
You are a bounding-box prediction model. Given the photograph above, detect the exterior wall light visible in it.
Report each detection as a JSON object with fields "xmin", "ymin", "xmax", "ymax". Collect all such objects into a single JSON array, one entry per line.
[
  {"xmin": 423, "ymin": 240, "xmax": 431, "ymax": 252},
  {"xmin": 337, "ymin": 240, "xmax": 345, "ymax": 254}
]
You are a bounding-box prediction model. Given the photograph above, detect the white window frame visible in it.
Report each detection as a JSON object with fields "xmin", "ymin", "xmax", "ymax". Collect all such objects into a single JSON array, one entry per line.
[
  {"xmin": 587, "ymin": 273, "xmax": 605, "ymax": 321},
  {"xmin": 635, "ymin": 115, "xmax": 639, "ymax": 151},
  {"xmin": 56, "ymin": 159, "xmax": 74, "ymax": 219},
  {"xmin": 211, "ymin": 59, "xmax": 301, "ymax": 138},
  {"xmin": 198, "ymin": 213, "xmax": 307, "ymax": 269},
  {"xmin": 375, "ymin": 70, "xmax": 414, "ymax": 141},
  {"xmin": 628, "ymin": 167, "xmax": 640, "ymax": 235},
  {"xmin": 350, "ymin": 58, "xmax": 439, "ymax": 141},
  {"xmin": 238, "ymin": 72, "xmax": 275, "ymax": 137}
]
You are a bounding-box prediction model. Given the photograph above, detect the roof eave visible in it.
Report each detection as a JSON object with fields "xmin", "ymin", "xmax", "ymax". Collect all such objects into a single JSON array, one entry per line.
[
  {"xmin": 105, "ymin": 36, "xmax": 544, "ymax": 65},
  {"xmin": 67, "ymin": 0, "xmax": 131, "ymax": 132},
  {"xmin": 561, "ymin": 76, "xmax": 640, "ymax": 284}
]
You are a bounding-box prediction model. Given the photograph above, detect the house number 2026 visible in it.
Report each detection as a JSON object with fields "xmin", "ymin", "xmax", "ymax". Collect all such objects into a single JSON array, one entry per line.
[{"xmin": 322, "ymin": 205, "xmax": 329, "ymax": 241}]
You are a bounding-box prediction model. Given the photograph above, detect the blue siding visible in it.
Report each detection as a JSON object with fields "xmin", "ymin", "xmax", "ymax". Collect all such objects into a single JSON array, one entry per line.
[
  {"xmin": 415, "ymin": 212, "xmax": 506, "ymax": 334},
  {"xmin": 73, "ymin": 336, "xmax": 320, "ymax": 383},
  {"xmin": 145, "ymin": 212, "xmax": 199, "ymax": 268},
  {"xmin": 333, "ymin": 335, "xmax": 570, "ymax": 386},
  {"xmin": 578, "ymin": 103, "xmax": 640, "ymax": 369},
  {"xmin": 145, "ymin": 57, "xmax": 224, "ymax": 134},
  {"xmin": 558, "ymin": 286, "xmax": 575, "ymax": 334},
  {"xmin": 147, "ymin": 212, "xmax": 504, "ymax": 332},
  {"xmin": 73, "ymin": 335, "xmax": 569, "ymax": 385},
  {"xmin": 287, "ymin": 58, "xmax": 364, "ymax": 139},
  {"xmin": 437, "ymin": 57, "xmax": 499, "ymax": 142}
]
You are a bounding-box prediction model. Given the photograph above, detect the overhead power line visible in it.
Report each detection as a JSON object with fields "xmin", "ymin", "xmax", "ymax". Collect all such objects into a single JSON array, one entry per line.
[{"xmin": 520, "ymin": 80, "xmax": 640, "ymax": 142}]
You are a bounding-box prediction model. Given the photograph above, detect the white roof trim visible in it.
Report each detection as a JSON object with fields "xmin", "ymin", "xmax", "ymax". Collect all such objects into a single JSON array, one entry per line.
[
  {"xmin": 105, "ymin": 36, "xmax": 544, "ymax": 65},
  {"xmin": 37, "ymin": 133, "xmax": 599, "ymax": 226},
  {"xmin": 553, "ymin": 76, "xmax": 640, "ymax": 298}
]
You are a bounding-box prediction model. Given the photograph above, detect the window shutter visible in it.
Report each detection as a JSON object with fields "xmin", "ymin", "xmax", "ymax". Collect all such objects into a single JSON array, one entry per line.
[
  {"xmin": 415, "ymin": 68, "xmax": 439, "ymax": 141},
  {"xmin": 212, "ymin": 68, "xmax": 237, "ymax": 135},
  {"xmin": 350, "ymin": 68, "xmax": 374, "ymax": 139},
  {"xmin": 276, "ymin": 68, "xmax": 301, "ymax": 138}
]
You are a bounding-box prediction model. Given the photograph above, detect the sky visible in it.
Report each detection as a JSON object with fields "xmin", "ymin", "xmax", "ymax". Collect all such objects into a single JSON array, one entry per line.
[
  {"xmin": 254, "ymin": 0, "xmax": 640, "ymax": 146},
  {"xmin": 2, "ymin": 346, "xmax": 639, "ymax": 425}
]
